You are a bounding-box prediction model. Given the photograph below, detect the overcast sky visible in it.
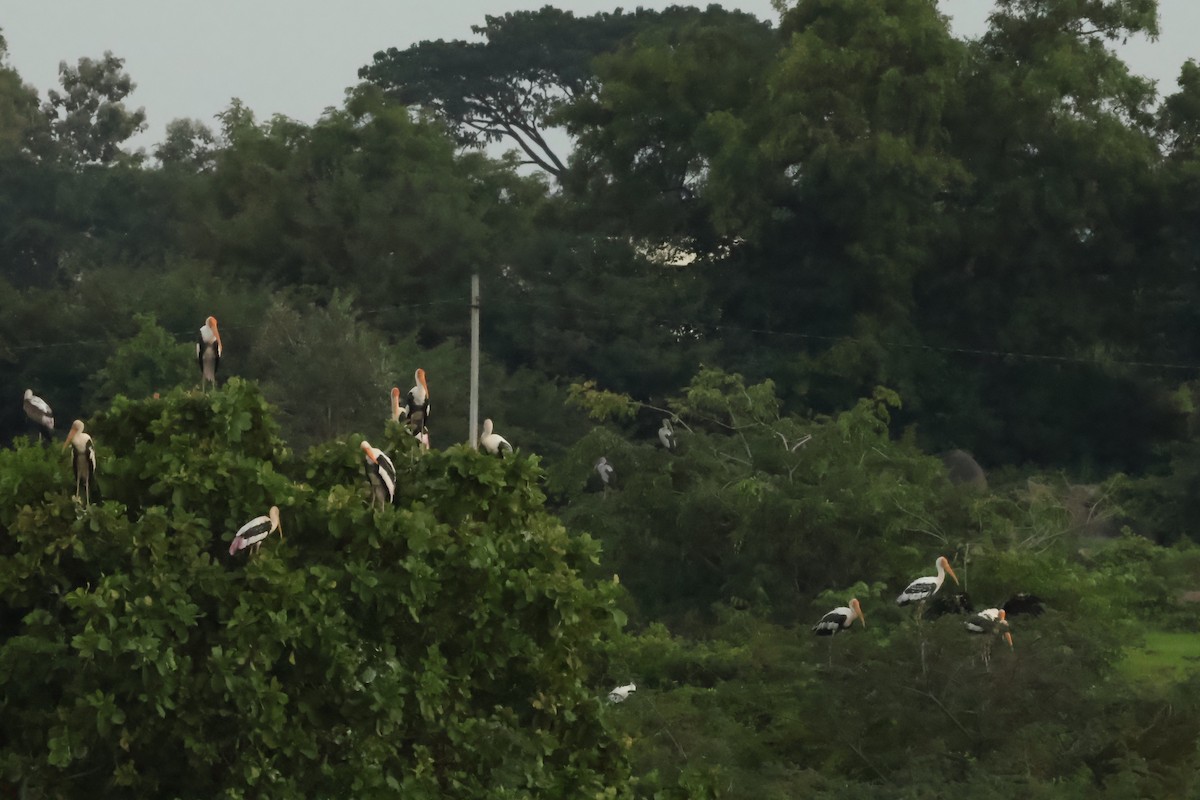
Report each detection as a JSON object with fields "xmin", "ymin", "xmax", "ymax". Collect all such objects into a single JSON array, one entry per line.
[{"xmin": 2, "ymin": 0, "xmax": 1197, "ymax": 152}]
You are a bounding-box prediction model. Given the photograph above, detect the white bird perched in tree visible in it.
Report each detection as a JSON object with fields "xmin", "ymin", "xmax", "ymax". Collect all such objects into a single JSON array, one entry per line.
[
  {"xmin": 23, "ymin": 389, "xmax": 54, "ymax": 440},
  {"xmin": 965, "ymin": 607, "xmax": 1013, "ymax": 669},
  {"xmin": 63, "ymin": 419, "xmax": 97, "ymax": 506},
  {"xmin": 196, "ymin": 316, "xmax": 222, "ymax": 391},
  {"xmin": 608, "ymin": 682, "xmax": 636, "ymax": 703},
  {"xmin": 813, "ymin": 598, "xmax": 867, "ymax": 636},
  {"xmin": 479, "ymin": 418, "xmax": 513, "ymax": 457},
  {"xmin": 896, "ymin": 556, "xmax": 959, "ymax": 607},
  {"xmin": 594, "ymin": 456, "xmax": 614, "ymax": 487},
  {"xmin": 658, "ymin": 418, "xmax": 676, "ymax": 450},
  {"xmin": 360, "ymin": 440, "xmax": 397, "ymax": 508},
  {"xmin": 229, "ymin": 506, "xmax": 283, "ymax": 556}
]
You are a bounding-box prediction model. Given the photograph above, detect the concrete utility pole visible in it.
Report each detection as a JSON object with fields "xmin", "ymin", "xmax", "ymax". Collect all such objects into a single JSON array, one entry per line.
[{"xmin": 469, "ymin": 274, "xmax": 480, "ymax": 449}]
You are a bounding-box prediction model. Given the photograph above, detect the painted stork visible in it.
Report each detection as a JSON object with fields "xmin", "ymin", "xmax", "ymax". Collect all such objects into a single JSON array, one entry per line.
[
  {"xmin": 594, "ymin": 456, "xmax": 614, "ymax": 487},
  {"xmin": 479, "ymin": 418, "xmax": 513, "ymax": 457},
  {"xmin": 813, "ymin": 598, "xmax": 867, "ymax": 636},
  {"xmin": 196, "ymin": 316, "xmax": 222, "ymax": 391},
  {"xmin": 965, "ymin": 608, "xmax": 1013, "ymax": 669},
  {"xmin": 607, "ymin": 683, "xmax": 636, "ymax": 703},
  {"xmin": 896, "ymin": 556, "xmax": 959, "ymax": 607},
  {"xmin": 229, "ymin": 506, "xmax": 283, "ymax": 556},
  {"xmin": 360, "ymin": 440, "xmax": 397, "ymax": 508},
  {"xmin": 63, "ymin": 420, "xmax": 96, "ymax": 506},
  {"xmin": 658, "ymin": 418, "xmax": 676, "ymax": 450},
  {"xmin": 22, "ymin": 389, "xmax": 54, "ymax": 440},
  {"xmin": 402, "ymin": 368, "xmax": 430, "ymax": 442}
]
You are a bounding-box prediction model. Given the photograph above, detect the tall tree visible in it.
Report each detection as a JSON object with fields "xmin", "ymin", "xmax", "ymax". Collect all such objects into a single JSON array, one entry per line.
[
  {"xmin": 39, "ymin": 52, "xmax": 146, "ymax": 167},
  {"xmin": 360, "ymin": 7, "xmax": 703, "ymax": 178}
]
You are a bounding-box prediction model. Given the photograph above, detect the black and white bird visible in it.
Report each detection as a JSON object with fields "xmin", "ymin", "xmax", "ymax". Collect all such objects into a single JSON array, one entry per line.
[
  {"xmin": 594, "ymin": 456, "xmax": 614, "ymax": 487},
  {"xmin": 965, "ymin": 608, "xmax": 1013, "ymax": 643},
  {"xmin": 229, "ymin": 506, "xmax": 283, "ymax": 556},
  {"xmin": 813, "ymin": 598, "xmax": 867, "ymax": 636},
  {"xmin": 360, "ymin": 440, "xmax": 397, "ymax": 508},
  {"xmin": 658, "ymin": 418, "xmax": 676, "ymax": 450},
  {"xmin": 402, "ymin": 368, "xmax": 430, "ymax": 436},
  {"xmin": 607, "ymin": 683, "xmax": 637, "ymax": 703},
  {"xmin": 896, "ymin": 556, "xmax": 959, "ymax": 606},
  {"xmin": 23, "ymin": 389, "xmax": 54, "ymax": 440},
  {"xmin": 196, "ymin": 316, "xmax": 222, "ymax": 391},
  {"xmin": 63, "ymin": 419, "xmax": 97, "ymax": 506},
  {"xmin": 480, "ymin": 418, "xmax": 513, "ymax": 457},
  {"xmin": 965, "ymin": 607, "xmax": 1013, "ymax": 668}
]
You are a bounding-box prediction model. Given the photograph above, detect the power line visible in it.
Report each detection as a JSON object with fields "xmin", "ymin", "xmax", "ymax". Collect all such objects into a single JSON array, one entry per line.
[
  {"xmin": 508, "ymin": 298, "xmax": 1200, "ymax": 374},
  {"xmin": 4, "ymin": 293, "xmax": 1199, "ymax": 375}
]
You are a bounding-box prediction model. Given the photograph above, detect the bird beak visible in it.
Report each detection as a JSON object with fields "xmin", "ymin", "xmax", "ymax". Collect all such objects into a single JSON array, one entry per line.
[
  {"xmin": 1004, "ymin": 631, "xmax": 1014, "ymax": 648},
  {"xmin": 63, "ymin": 423, "xmax": 79, "ymax": 449},
  {"xmin": 360, "ymin": 442, "xmax": 378, "ymax": 463},
  {"xmin": 851, "ymin": 599, "xmax": 866, "ymax": 628},
  {"xmin": 944, "ymin": 560, "xmax": 960, "ymax": 585},
  {"xmin": 417, "ymin": 369, "xmax": 429, "ymax": 398}
]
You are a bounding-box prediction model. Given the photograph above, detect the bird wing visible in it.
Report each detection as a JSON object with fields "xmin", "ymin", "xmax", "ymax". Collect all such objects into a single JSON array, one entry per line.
[
  {"xmin": 376, "ymin": 453, "xmax": 397, "ymax": 500},
  {"xmin": 86, "ymin": 440, "xmax": 97, "ymax": 473},
  {"xmin": 28, "ymin": 394, "xmax": 52, "ymax": 416},
  {"xmin": 813, "ymin": 609, "xmax": 850, "ymax": 635},
  {"xmin": 896, "ymin": 578, "xmax": 938, "ymax": 605},
  {"xmin": 235, "ymin": 515, "xmax": 271, "ymax": 539}
]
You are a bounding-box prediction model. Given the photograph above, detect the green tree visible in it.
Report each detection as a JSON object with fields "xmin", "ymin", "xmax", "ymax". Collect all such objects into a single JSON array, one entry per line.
[
  {"xmin": 39, "ymin": 52, "xmax": 147, "ymax": 167},
  {"xmin": 153, "ymin": 117, "xmax": 216, "ymax": 172},
  {"xmin": 84, "ymin": 313, "xmax": 195, "ymax": 408},
  {"xmin": 360, "ymin": 7, "xmax": 652, "ymax": 178}
]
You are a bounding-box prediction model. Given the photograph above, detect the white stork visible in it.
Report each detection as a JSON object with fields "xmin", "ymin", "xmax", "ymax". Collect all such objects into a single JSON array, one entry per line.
[
  {"xmin": 23, "ymin": 389, "xmax": 54, "ymax": 440},
  {"xmin": 229, "ymin": 506, "xmax": 283, "ymax": 556},
  {"xmin": 813, "ymin": 598, "xmax": 867, "ymax": 636},
  {"xmin": 594, "ymin": 456, "xmax": 614, "ymax": 487},
  {"xmin": 896, "ymin": 556, "xmax": 959, "ymax": 607},
  {"xmin": 965, "ymin": 607, "xmax": 1013, "ymax": 668},
  {"xmin": 63, "ymin": 420, "xmax": 97, "ymax": 506},
  {"xmin": 360, "ymin": 440, "xmax": 397, "ymax": 508},
  {"xmin": 658, "ymin": 418, "xmax": 676, "ymax": 450},
  {"xmin": 479, "ymin": 418, "xmax": 513, "ymax": 457},
  {"xmin": 196, "ymin": 316, "xmax": 222, "ymax": 391},
  {"xmin": 607, "ymin": 683, "xmax": 637, "ymax": 703}
]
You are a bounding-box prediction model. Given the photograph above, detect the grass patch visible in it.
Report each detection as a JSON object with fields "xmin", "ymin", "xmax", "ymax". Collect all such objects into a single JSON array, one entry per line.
[{"xmin": 1120, "ymin": 631, "xmax": 1200, "ymax": 686}]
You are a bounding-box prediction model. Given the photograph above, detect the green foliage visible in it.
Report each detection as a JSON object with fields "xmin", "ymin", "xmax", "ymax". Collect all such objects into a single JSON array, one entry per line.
[
  {"xmin": 0, "ymin": 381, "xmax": 632, "ymax": 797},
  {"xmin": 568, "ymin": 380, "xmax": 639, "ymax": 423},
  {"xmin": 556, "ymin": 370, "xmax": 957, "ymax": 623},
  {"xmin": 85, "ymin": 313, "xmax": 195, "ymax": 408}
]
